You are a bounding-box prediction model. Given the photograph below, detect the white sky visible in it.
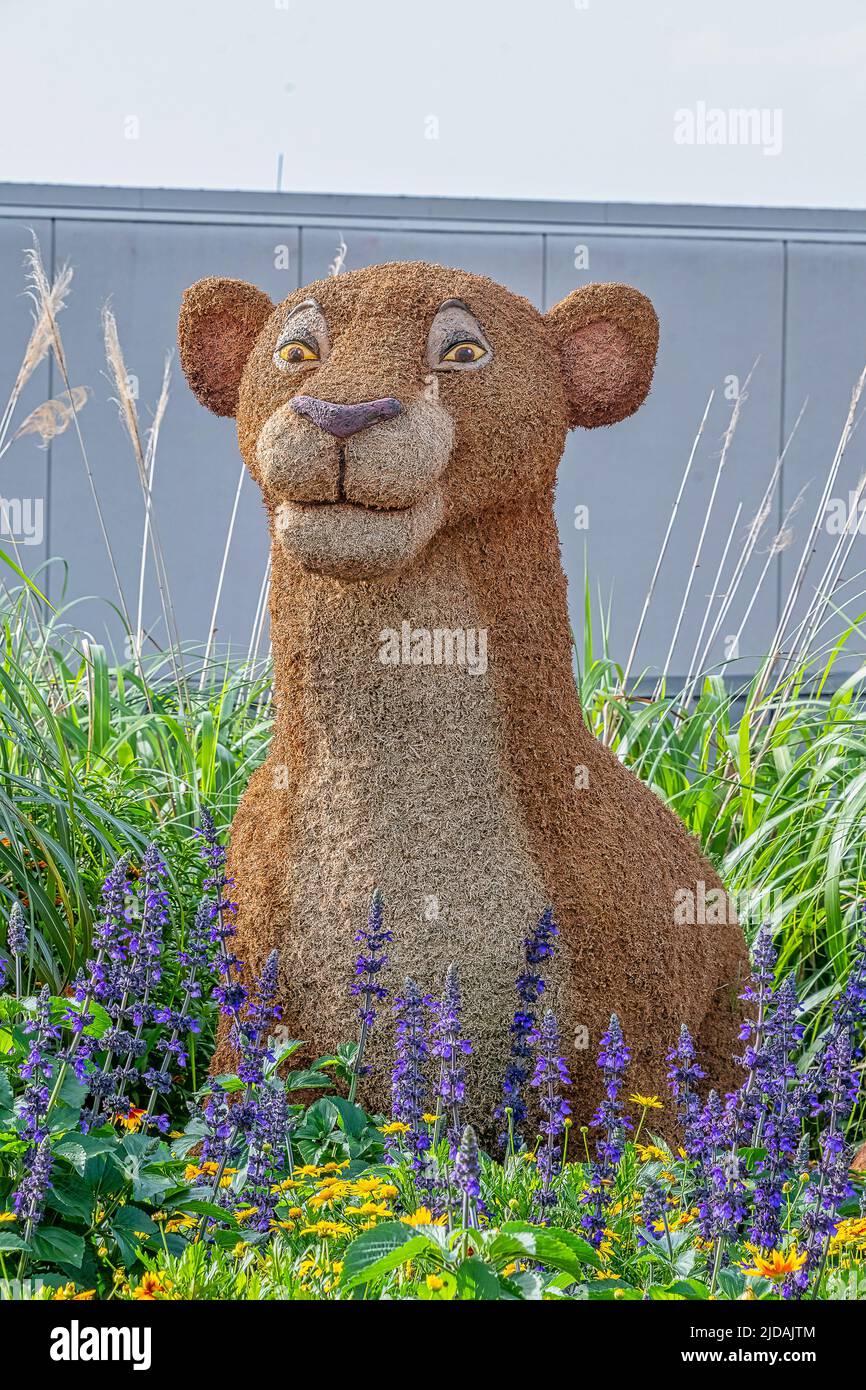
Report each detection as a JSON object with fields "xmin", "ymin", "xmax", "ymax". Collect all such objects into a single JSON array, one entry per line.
[{"xmin": 1, "ymin": 0, "xmax": 865, "ymax": 207}]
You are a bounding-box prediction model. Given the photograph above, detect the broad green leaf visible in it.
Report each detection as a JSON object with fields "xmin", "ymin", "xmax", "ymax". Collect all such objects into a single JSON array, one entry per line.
[
  {"xmin": 31, "ymin": 1225, "xmax": 85, "ymax": 1264},
  {"xmin": 455, "ymin": 1256, "xmax": 503, "ymax": 1300},
  {"xmin": 342, "ymin": 1221, "xmax": 426, "ymax": 1289},
  {"xmin": 0, "ymin": 1231, "xmax": 28, "ymax": 1251}
]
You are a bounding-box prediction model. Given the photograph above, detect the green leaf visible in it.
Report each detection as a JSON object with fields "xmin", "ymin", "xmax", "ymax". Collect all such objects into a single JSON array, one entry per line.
[
  {"xmin": 172, "ymin": 1199, "xmax": 237, "ymax": 1224},
  {"xmin": 55, "ymin": 1133, "xmax": 118, "ymax": 1175},
  {"xmin": 586, "ymin": 1278, "xmax": 641, "ymax": 1300},
  {"xmin": 46, "ymin": 1173, "xmax": 96, "ymax": 1223},
  {"xmin": 342, "ymin": 1221, "xmax": 427, "ymax": 1289},
  {"xmin": 668, "ymin": 1278, "xmax": 710, "ymax": 1299},
  {"xmin": 209, "ymin": 1227, "xmax": 269, "ymax": 1249},
  {"xmin": 326, "ymin": 1096, "xmax": 368, "ymax": 1138},
  {"xmin": 455, "ymin": 1256, "xmax": 504, "ymax": 1300},
  {"xmin": 31, "ymin": 1226, "xmax": 85, "ymax": 1265},
  {"xmin": 493, "ymin": 1222, "xmax": 601, "ymax": 1276},
  {"xmin": 0, "ymin": 1070, "xmax": 13, "ymax": 1112},
  {"xmin": 285, "ymin": 1068, "xmax": 335, "ymax": 1093},
  {"xmin": 111, "ymin": 1204, "xmax": 158, "ymax": 1237},
  {"xmin": 56, "ymin": 1071, "xmax": 88, "ymax": 1110},
  {"xmin": 717, "ymin": 1268, "xmax": 746, "ymax": 1299},
  {"xmin": 0, "ymin": 1230, "xmax": 28, "ymax": 1251}
]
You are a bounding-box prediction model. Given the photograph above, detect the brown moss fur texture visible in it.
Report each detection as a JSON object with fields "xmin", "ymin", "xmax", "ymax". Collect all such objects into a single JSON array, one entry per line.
[{"xmin": 179, "ymin": 261, "xmax": 748, "ymax": 1143}]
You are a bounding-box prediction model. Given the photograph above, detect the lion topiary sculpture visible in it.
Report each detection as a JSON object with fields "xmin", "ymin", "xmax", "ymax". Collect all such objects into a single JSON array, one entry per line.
[{"xmin": 179, "ymin": 261, "xmax": 748, "ymax": 1137}]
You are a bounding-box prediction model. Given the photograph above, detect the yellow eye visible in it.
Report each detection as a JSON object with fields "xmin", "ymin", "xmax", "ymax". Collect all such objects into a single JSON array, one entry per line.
[
  {"xmin": 277, "ymin": 339, "xmax": 319, "ymax": 364},
  {"xmin": 439, "ymin": 340, "xmax": 486, "ymax": 364}
]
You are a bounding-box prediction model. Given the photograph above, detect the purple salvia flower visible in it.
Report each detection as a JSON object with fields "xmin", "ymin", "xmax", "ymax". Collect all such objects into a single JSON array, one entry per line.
[
  {"xmin": 244, "ymin": 1082, "xmax": 288, "ymax": 1231},
  {"xmin": 197, "ymin": 807, "xmax": 239, "ymax": 952},
  {"xmin": 87, "ymin": 843, "xmax": 169, "ymax": 1125},
  {"xmin": 8, "ymin": 902, "xmax": 28, "ymax": 956},
  {"xmin": 666, "ymin": 1023, "xmax": 705, "ymax": 1157},
  {"xmin": 641, "ymin": 1175, "xmax": 670, "ymax": 1251},
  {"xmin": 200, "ymin": 950, "xmax": 282, "ymax": 1230},
  {"xmin": 17, "ymin": 985, "xmax": 59, "ymax": 1142},
  {"xmin": 530, "ymin": 1008, "xmax": 571, "ymax": 1223},
  {"xmin": 748, "ymin": 974, "xmax": 806, "ymax": 1249},
  {"xmin": 236, "ymin": 949, "xmax": 281, "ymax": 1086},
  {"xmin": 348, "ymin": 889, "xmax": 392, "ymax": 1103},
  {"xmin": 730, "ymin": 925, "xmax": 778, "ymax": 1149},
  {"xmin": 12, "ymin": 1136, "xmax": 53, "ymax": 1237},
  {"xmin": 580, "ymin": 1012, "xmax": 632, "ymax": 1247},
  {"xmin": 144, "ymin": 898, "xmax": 214, "ymax": 1122},
  {"xmin": 835, "ymin": 907, "xmax": 866, "ymax": 1041},
  {"xmin": 431, "ymin": 963, "xmax": 472, "ymax": 1152},
  {"xmin": 199, "ymin": 1081, "xmax": 235, "ymax": 1215},
  {"xmin": 198, "ymin": 808, "xmax": 246, "ymax": 1048},
  {"xmin": 594, "ymin": 1013, "xmax": 632, "ymax": 1166},
  {"xmin": 13, "ymin": 986, "xmax": 60, "ymax": 1239},
  {"xmin": 390, "ymin": 977, "xmax": 433, "ymax": 1172},
  {"xmin": 496, "ymin": 907, "xmax": 559, "ymax": 1151},
  {"xmin": 62, "ymin": 854, "xmax": 133, "ymax": 1083},
  {"xmin": 454, "ymin": 1123, "xmax": 481, "ymax": 1229},
  {"xmin": 791, "ymin": 1026, "xmax": 860, "ymax": 1297},
  {"xmin": 7, "ymin": 903, "xmax": 28, "ymax": 1000}
]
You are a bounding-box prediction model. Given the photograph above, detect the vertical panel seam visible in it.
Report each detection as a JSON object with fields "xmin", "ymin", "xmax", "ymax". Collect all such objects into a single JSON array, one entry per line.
[
  {"xmin": 777, "ymin": 238, "xmax": 789, "ymax": 627},
  {"xmin": 46, "ymin": 217, "xmax": 56, "ymax": 607}
]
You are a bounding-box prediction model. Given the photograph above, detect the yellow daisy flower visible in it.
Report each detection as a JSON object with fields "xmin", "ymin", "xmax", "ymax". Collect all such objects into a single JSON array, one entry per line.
[
  {"xmin": 345, "ymin": 1201, "xmax": 394, "ymax": 1218},
  {"xmin": 300, "ymin": 1220, "xmax": 352, "ymax": 1239},
  {"xmin": 400, "ymin": 1207, "xmax": 447, "ymax": 1227},
  {"xmin": 629, "ymin": 1094, "xmax": 663, "ymax": 1110}
]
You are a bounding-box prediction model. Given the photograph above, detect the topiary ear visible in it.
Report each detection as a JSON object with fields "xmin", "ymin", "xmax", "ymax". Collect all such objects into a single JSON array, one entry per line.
[
  {"xmin": 544, "ymin": 282, "xmax": 658, "ymax": 430},
  {"xmin": 178, "ymin": 277, "xmax": 275, "ymax": 418}
]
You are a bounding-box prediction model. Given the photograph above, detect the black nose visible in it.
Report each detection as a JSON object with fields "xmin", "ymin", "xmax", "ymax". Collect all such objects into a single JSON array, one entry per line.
[{"xmin": 291, "ymin": 395, "xmax": 403, "ymax": 439}]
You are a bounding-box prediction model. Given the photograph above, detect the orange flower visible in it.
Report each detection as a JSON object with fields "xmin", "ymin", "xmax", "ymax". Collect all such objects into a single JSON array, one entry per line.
[
  {"xmin": 131, "ymin": 1273, "xmax": 171, "ymax": 1300},
  {"xmin": 741, "ymin": 1245, "xmax": 807, "ymax": 1280},
  {"xmin": 113, "ymin": 1106, "xmax": 147, "ymax": 1132}
]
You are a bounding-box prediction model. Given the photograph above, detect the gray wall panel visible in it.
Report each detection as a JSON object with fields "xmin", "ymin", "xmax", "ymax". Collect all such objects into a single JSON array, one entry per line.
[
  {"xmin": 48, "ymin": 221, "xmax": 299, "ymax": 655},
  {"xmin": 0, "ymin": 219, "xmax": 52, "ymax": 585},
  {"xmin": 545, "ymin": 234, "xmax": 785, "ymax": 679},
  {"xmin": 300, "ymin": 228, "xmax": 544, "ymax": 306},
  {"xmin": 781, "ymin": 244, "xmax": 866, "ymax": 670},
  {"xmin": 2, "ymin": 186, "xmax": 861, "ymax": 683}
]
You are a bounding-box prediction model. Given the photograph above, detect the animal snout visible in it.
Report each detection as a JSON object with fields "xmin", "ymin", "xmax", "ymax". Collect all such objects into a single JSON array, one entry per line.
[{"xmin": 291, "ymin": 395, "xmax": 403, "ymax": 439}]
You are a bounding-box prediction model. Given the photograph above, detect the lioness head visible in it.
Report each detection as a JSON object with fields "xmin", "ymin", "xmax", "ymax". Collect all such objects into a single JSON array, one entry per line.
[{"xmin": 179, "ymin": 261, "xmax": 657, "ymax": 582}]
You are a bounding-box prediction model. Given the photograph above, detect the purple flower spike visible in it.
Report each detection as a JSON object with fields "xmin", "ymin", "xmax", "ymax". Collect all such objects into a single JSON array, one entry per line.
[
  {"xmin": 580, "ymin": 1012, "xmax": 632, "ymax": 1247},
  {"xmin": 496, "ymin": 907, "xmax": 559, "ymax": 1151},
  {"xmin": 530, "ymin": 1008, "xmax": 572, "ymax": 1222},
  {"xmin": 7, "ymin": 903, "xmax": 28, "ymax": 998},
  {"xmin": 454, "ymin": 1123, "xmax": 481, "ymax": 1229},
  {"xmin": 431, "ymin": 963, "xmax": 472, "ymax": 1152},
  {"xmin": 236, "ymin": 949, "xmax": 281, "ymax": 1086},
  {"xmin": 8, "ymin": 903, "xmax": 27, "ymax": 955},
  {"xmin": 390, "ymin": 977, "xmax": 433, "ymax": 1173},
  {"xmin": 13, "ymin": 985, "xmax": 60, "ymax": 1239},
  {"xmin": 348, "ymin": 889, "xmax": 392, "ymax": 1103}
]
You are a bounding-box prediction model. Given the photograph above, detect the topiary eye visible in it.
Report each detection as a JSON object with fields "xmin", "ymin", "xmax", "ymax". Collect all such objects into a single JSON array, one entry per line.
[
  {"xmin": 276, "ymin": 339, "xmax": 320, "ymax": 366},
  {"xmin": 439, "ymin": 339, "xmax": 486, "ymax": 364}
]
